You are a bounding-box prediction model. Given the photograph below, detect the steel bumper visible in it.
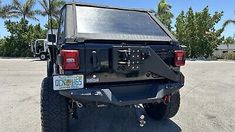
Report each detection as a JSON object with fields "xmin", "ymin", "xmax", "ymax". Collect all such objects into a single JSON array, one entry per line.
[{"xmin": 59, "ymin": 81, "xmax": 184, "ymax": 106}]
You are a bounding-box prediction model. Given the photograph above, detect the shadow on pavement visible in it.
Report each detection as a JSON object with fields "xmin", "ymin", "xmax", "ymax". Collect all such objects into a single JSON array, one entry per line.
[
  {"xmin": 30, "ymin": 59, "xmax": 47, "ymax": 62},
  {"xmin": 70, "ymin": 107, "xmax": 181, "ymax": 132},
  {"xmin": 30, "ymin": 59, "xmax": 46, "ymax": 62}
]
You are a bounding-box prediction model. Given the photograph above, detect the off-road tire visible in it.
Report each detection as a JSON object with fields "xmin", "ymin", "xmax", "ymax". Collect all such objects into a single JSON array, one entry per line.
[
  {"xmin": 144, "ymin": 91, "xmax": 180, "ymax": 120},
  {"xmin": 40, "ymin": 53, "xmax": 47, "ymax": 60},
  {"xmin": 41, "ymin": 77, "xmax": 69, "ymax": 132}
]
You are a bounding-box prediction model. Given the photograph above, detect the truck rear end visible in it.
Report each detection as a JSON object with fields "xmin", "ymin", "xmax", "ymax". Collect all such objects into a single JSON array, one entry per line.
[
  {"xmin": 52, "ymin": 4, "xmax": 185, "ymax": 106},
  {"xmin": 41, "ymin": 3, "xmax": 185, "ymax": 132}
]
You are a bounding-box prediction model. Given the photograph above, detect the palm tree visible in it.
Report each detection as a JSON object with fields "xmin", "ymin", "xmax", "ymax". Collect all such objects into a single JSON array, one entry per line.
[
  {"xmin": 11, "ymin": 0, "xmax": 39, "ymax": 21},
  {"xmin": 156, "ymin": 0, "xmax": 174, "ymax": 30},
  {"xmin": 39, "ymin": 0, "xmax": 65, "ymax": 20},
  {"xmin": 0, "ymin": 0, "xmax": 15, "ymax": 18}
]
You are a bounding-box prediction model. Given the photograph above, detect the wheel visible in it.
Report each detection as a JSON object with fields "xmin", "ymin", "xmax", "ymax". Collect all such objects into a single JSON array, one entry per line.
[
  {"xmin": 47, "ymin": 60, "xmax": 53, "ymax": 77},
  {"xmin": 144, "ymin": 91, "xmax": 180, "ymax": 120},
  {"xmin": 41, "ymin": 77, "xmax": 69, "ymax": 132},
  {"xmin": 40, "ymin": 53, "xmax": 47, "ymax": 60}
]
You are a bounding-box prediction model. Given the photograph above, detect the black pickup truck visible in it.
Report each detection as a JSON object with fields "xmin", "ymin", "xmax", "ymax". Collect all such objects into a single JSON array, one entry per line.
[{"xmin": 41, "ymin": 3, "xmax": 185, "ymax": 132}]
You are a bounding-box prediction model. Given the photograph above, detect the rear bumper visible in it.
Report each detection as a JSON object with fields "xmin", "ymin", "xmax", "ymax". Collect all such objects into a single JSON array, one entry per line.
[{"xmin": 59, "ymin": 81, "xmax": 184, "ymax": 106}]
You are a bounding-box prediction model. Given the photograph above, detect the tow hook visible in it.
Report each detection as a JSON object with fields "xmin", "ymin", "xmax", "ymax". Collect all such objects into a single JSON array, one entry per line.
[
  {"xmin": 134, "ymin": 104, "xmax": 146, "ymax": 127},
  {"xmin": 163, "ymin": 95, "xmax": 171, "ymax": 104}
]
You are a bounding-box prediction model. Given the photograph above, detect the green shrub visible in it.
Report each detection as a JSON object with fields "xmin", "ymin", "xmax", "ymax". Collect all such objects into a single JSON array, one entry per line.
[
  {"xmin": 222, "ymin": 52, "xmax": 235, "ymax": 60},
  {"xmin": 0, "ymin": 19, "xmax": 46, "ymax": 57}
]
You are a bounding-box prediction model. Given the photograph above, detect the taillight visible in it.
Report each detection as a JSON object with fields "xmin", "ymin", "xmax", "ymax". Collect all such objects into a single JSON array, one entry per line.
[
  {"xmin": 174, "ymin": 50, "xmax": 186, "ymax": 66},
  {"xmin": 60, "ymin": 50, "xmax": 79, "ymax": 70}
]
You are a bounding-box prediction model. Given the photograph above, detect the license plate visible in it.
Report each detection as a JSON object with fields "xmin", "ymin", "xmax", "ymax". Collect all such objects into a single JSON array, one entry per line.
[{"xmin": 53, "ymin": 75, "xmax": 84, "ymax": 90}]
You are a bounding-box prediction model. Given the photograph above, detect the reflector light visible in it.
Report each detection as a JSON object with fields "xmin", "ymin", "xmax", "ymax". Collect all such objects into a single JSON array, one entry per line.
[
  {"xmin": 60, "ymin": 50, "xmax": 79, "ymax": 70},
  {"xmin": 175, "ymin": 50, "xmax": 186, "ymax": 66},
  {"xmin": 66, "ymin": 58, "xmax": 75, "ymax": 63}
]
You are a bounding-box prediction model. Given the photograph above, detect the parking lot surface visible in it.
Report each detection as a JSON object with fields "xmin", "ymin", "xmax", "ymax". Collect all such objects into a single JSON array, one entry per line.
[{"xmin": 0, "ymin": 59, "xmax": 234, "ymax": 132}]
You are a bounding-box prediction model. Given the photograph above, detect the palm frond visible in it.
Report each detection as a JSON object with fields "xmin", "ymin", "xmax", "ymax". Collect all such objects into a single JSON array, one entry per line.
[
  {"xmin": 25, "ymin": 0, "xmax": 36, "ymax": 10},
  {"xmin": 12, "ymin": 0, "xmax": 22, "ymax": 12},
  {"xmin": 38, "ymin": 0, "xmax": 65, "ymax": 19},
  {"xmin": 8, "ymin": 10, "xmax": 21, "ymax": 18},
  {"xmin": 23, "ymin": 0, "xmax": 36, "ymax": 16},
  {"xmin": 26, "ymin": 11, "xmax": 39, "ymax": 21},
  {"xmin": 35, "ymin": 9, "xmax": 43, "ymax": 15},
  {"xmin": 0, "ymin": 3, "xmax": 16, "ymax": 18},
  {"xmin": 39, "ymin": 0, "xmax": 49, "ymax": 11},
  {"xmin": 223, "ymin": 19, "xmax": 235, "ymax": 29}
]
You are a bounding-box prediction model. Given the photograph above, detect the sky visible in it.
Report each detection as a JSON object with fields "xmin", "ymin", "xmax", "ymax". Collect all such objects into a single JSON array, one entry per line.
[{"xmin": 0, "ymin": 0, "xmax": 234, "ymax": 38}]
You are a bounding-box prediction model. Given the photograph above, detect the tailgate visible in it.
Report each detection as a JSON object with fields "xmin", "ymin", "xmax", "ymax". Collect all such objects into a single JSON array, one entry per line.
[{"xmin": 84, "ymin": 43, "xmax": 182, "ymax": 84}]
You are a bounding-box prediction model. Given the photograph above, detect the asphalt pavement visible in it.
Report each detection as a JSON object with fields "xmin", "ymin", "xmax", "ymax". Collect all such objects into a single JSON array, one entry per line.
[{"xmin": 0, "ymin": 59, "xmax": 234, "ymax": 132}]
